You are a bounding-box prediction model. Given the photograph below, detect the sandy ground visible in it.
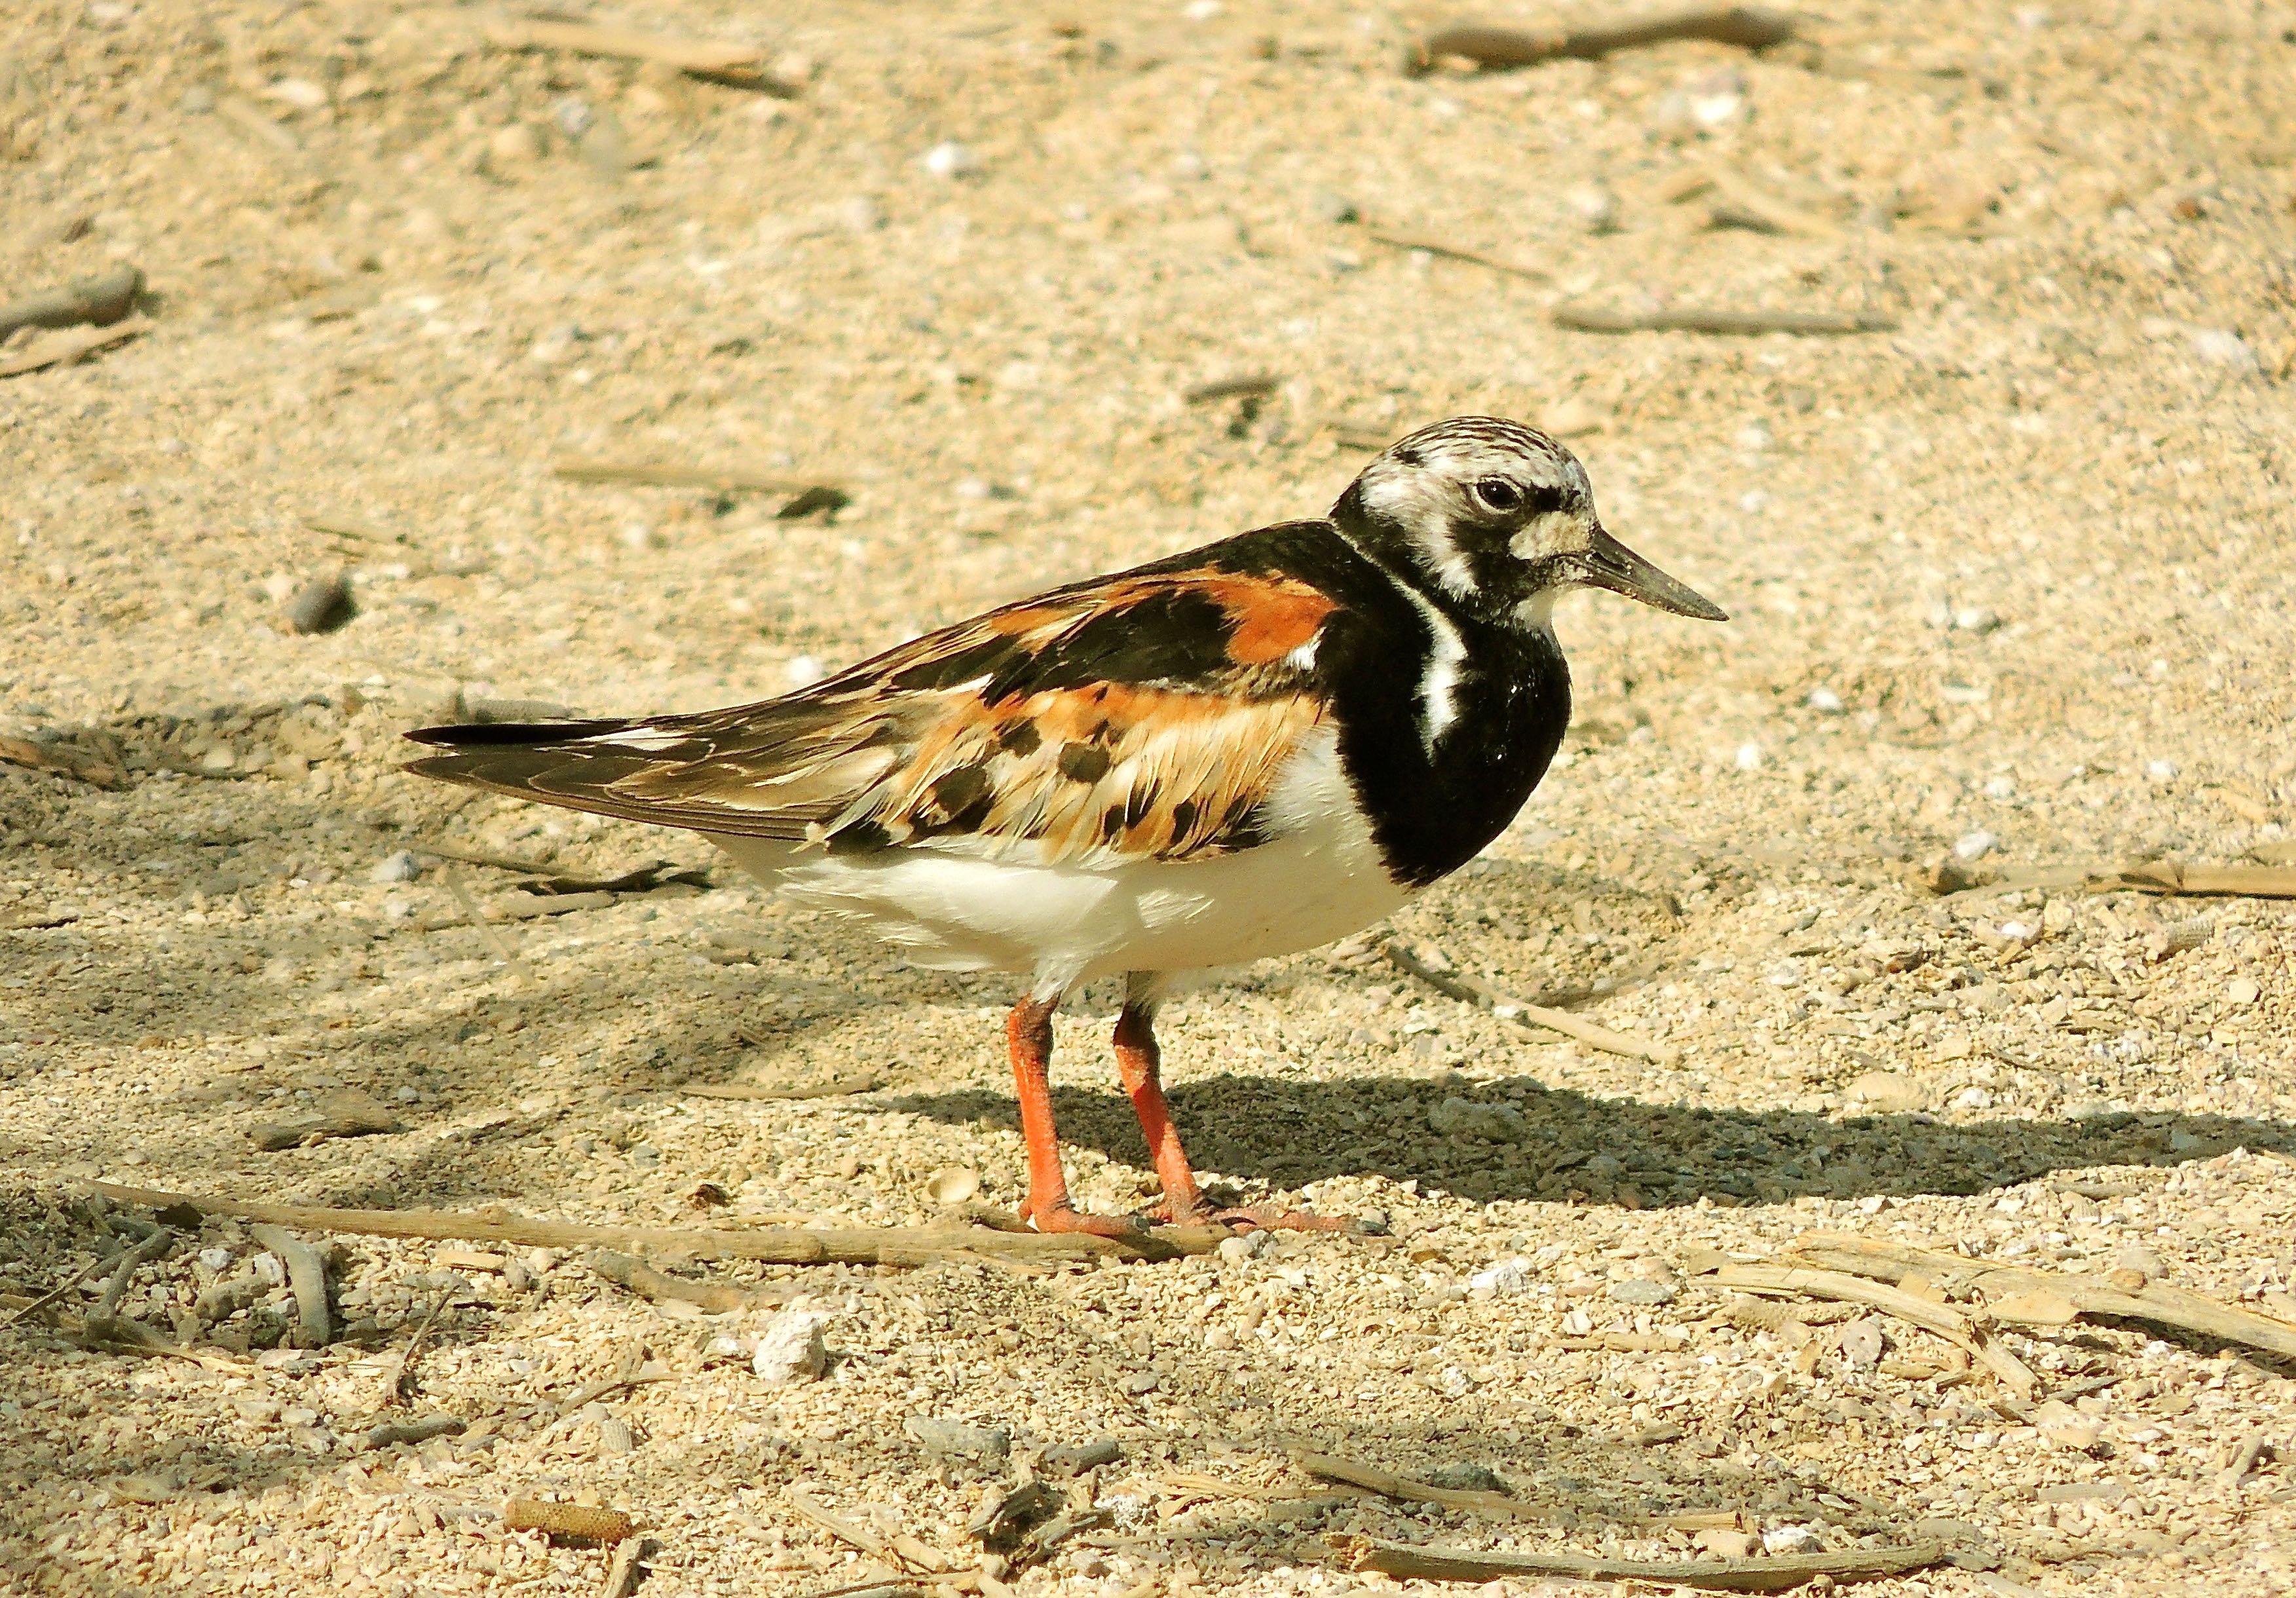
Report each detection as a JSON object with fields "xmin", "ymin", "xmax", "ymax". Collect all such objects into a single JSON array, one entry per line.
[{"xmin": 3, "ymin": 0, "xmax": 2295, "ymax": 1593}]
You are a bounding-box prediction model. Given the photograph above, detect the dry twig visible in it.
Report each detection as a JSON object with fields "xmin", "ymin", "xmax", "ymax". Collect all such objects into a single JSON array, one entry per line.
[
  {"xmin": 1785, "ymin": 1232, "xmax": 2296, "ymax": 1362},
  {"xmin": 249, "ymin": 1087, "xmax": 401, "ymax": 1151},
  {"xmin": 0, "ymin": 731, "xmax": 128, "ymax": 787},
  {"xmin": 787, "ymin": 1485, "xmax": 894, "ymax": 1559},
  {"xmin": 1708, "ymin": 1262, "xmax": 2039, "ymax": 1398},
  {"xmin": 1182, "ymin": 373, "xmax": 1279, "ymax": 404},
  {"xmin": 90, "ymin": 1181, "xmax": 1218, "ymax": 1266},
  {"xmin": 485, "ymin": 17, "xmax": 795, "ymax": 92},
  {"xmin": 554, "ymin": 457, "xmax": 848, "ymax": 512},
  {"xmin": 552, "ymin": 1362, "xmax": 679, "ymax": 1417},
  {"xmin": 1292, "ymin": 1450, "xmax": 1560, "ymax": 1523},
  {"xmin": 383, "ymin": 1293, "xmax": 451, "ymax": 1407},
  {"xmin": 1386, "ymin": 941, "xmax": 1680, "ymax": 1064},
  {"xmin": 248, "ymin": 1224, "xmax": 335, "ymax": 1347},
  {"xmin": 584, "ymin": 1249, "xmax": 753, "ymax": 1313},
  {"xmin": 1336, "ymin": 1532, "xmax": 1943, "ymax": 1591},
  {"xmin": 3, "ymin": 1254, "xmax": 105, "ymax": 1326},
  {"xmin": 600, "ymin": 1535, "xmax": 650, "ymax": 1598},
  {"xmin": 1930, "ymin": 858, "xmax": 2296, "ymax": 901},
  {"xmin": 1553, "ymin": 302, "xmax": 1896, "ymax": 336},
  {"xmin": 679, "ymin": 1071, "xmax": 881, "ymax": 1101},
  {"xmin": 1366, "ymin": 229, "xmax": 1550, "ymax": 282},
  {"xmin": 1410, "ymin": 7, "xmax": 1795, "ymax": 73},
  {"xmin": 0, "ymin": 316, "xmax": 150, "ymax": 379},
  {"xmin": 0, "ymin": 265, "xmax": 142, "ymax": 342}
]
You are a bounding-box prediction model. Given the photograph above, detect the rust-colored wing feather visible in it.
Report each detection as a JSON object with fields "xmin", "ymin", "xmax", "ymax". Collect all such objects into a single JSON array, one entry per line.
[{"xmin": 403, "ymin": 553, "xmax": 1341, "ymax": 866}]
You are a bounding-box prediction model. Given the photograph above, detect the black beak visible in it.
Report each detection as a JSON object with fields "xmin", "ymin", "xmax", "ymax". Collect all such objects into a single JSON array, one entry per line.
[{"xmin": 1572, "ymin": 527, "xmax": 1728, "ymax": 621}]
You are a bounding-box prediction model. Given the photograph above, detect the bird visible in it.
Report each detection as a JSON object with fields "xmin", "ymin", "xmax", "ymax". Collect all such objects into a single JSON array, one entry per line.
[{"xmin": 403, "ymin": 416, "xmax": 1725, "ymax": 1236}]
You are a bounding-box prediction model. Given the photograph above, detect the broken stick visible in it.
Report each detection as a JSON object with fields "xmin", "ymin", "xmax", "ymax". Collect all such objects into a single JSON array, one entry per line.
[
  {"xmin": 0, "ymin": 318, "xmax": 150, "ymax": 380},
  {"xmin": 677, "ymin": 1071, "xmax": 882, "ymax": 1102},
  {"xmin": 89, "ymin": 1180, "xmax": 1216, "ymax": 1266},
  {"xmin": 0, "ymin": 265, "xmax": 143, "ymax": 343},
  {"xmin": 1386, "ymin": 941, "xmax": 1680, "ymax": 1064},
  {"xmin": 383, "ymin": 1293, "xmax": 451, "ymax": 1407},
  {"xmin": 248, "ymin": 1224, "xmax": 335, "ymax": 1348},
  {"xmin": 484, "ymin": 18, "xmax": 794, "ymax": 92},
  {"xmin": 1367, "ymin": 228, "xmax": 1551, "ymax": 282},
  {"xmin": 1293, "ymin": 1450, "xmax": 1560, "ymax": 1523},
  {"xmin": 1336, "ymin": 1532, "xmax": 1943, "ymax": 1592},
  {"xmin": 584, "ymin": 1249, "xmax": 753, "ymax": 1314},
  {"xmin": 554, "ymin": 457, "xmax": 848, "ymax": 509},
  {"xmin": 1786, "ymin": 1231, "xmax": 2296, "ymax": 1363},
  {"xmin": 1553, "ymin": 302, "xmax": 1896, "ymax": 336},
  {"xmin": 1411, "ymin": 7, "xmax": 1795, "ymax": 73},
  {"xmin": 1706, "ymin": 1261, "xmax": 2039, "ymax": 1398}
]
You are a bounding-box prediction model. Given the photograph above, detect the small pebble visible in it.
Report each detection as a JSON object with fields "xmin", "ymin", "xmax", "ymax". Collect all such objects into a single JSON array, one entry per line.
[
  {"xmin": 1565, "ymin": 184, "xmax": 1619, "ymax": 233},
  {"xmin": 1734, "ymin": 742, "xmax": 1763, "ymax": 770},
  {"xmin": 1216, "ymin": 1231, "xmax": 1273, "ymax": 1264},
  {"xmin": 1953, "ymin": 605, "xmax": 2001, "ymax": 633},
  {"xmin": 1763, "ymin": 1523, "xmax": 1824, "ymax": 1555},
  {"xmin": 198, "ymin": 1247, "xmax": 234, "ymax": 1271},
  {"xmin": 2189, "ymin": 328, "xmax": 2257, "ymax": 371},
  {"xmin": 1428, "ymin": 1096, "xmax": 1528, "ymax": 1142},
  {"xmin": 751, "ymin": 1310, "xmax": 829, "ymax": 1386},
  {"xmin": 920, "ymin": 141, "xmax": 979, "ymax": 179},
  {"xmin": 1309, "ymin": 189, "xmax": 1359, "ymax": 225},
  {"xmin": 2225, "ymin": 976, "xmax": 2261, "ymax": 1006},
  {"xmin": 1468, "ymin": 1258, "xmax": 1530, "ymax": 1296},
  {"xmin": 578, "ymin": 108, "xmax": 631, "ymax": 178},
  {"xmin": 1425, "ymin": 1462, "xmax": 1511, "ymax": 1494},
  {"xmin": 369, "ymin": 849, "xmax": 421, "ymax": 885},
  {"xmin": 1954, "ymin": 830, "xmax": 1997, "ymax": 860},
  {"xmin": 488, "ymin": 122, "xmax": 544, "ymax": 166},
  {"xmin": 1608, "ymin": 1278, "xmax": 1677, "ymax": 1306},
  {"xmin": 284, "ymin": 573, "xmax": 355, "ymax": 636},
  {"xmin": 1805, "ymin": 686, "xmax": 1844, "ymax": 713},
  {"xmin": 835, "ymin": 195, "xmax": 886, "ymax": 233}
]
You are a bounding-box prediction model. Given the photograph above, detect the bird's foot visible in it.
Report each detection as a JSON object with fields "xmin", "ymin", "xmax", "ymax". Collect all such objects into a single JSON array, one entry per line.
[{"xmin": 1026, "ymin": 1204, "xmax": 1148, "ymax": 1240}]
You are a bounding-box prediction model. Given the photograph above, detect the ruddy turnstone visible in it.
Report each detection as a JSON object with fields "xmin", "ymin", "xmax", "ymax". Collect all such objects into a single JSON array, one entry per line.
[{"xmin": 405, "ymin": 416, "xmax": 1725, "ymax": 1234}]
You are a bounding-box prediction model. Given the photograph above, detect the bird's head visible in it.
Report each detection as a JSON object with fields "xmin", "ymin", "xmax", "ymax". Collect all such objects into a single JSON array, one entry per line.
[{"xmin": 1332, "ymin": 415, "xmax": 1727, "ymax": 628}]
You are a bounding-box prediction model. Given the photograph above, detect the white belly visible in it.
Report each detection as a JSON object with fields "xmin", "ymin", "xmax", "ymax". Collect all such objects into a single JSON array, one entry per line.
[{"xmin": 710, "ymin": 727, "xmax": 1412, "ymax": 990}]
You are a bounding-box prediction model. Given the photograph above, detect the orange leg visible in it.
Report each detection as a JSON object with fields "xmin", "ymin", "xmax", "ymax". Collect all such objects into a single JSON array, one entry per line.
[
  {"xmin": 1114, "ymin": 999, "xmax": 1350, "ymax": 1234},
  {"xmin": 1007, "ymin": 997, "xmax": 1140, "ymax": 1238},
  {"xmin": 1113, "ymin": 1000, "xmax": 1207, "ymax": 1224}
]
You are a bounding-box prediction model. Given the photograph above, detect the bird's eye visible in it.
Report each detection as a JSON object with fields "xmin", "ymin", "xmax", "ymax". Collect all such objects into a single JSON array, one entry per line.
[{"xmin": 1471, "ymin": 478, "xmax": 1523, "ymax": 513}]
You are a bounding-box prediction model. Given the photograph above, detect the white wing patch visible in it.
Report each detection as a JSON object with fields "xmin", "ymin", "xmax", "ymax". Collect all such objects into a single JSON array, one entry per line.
[{"xmin": 583, "ymin": 726, "xmax": 688, "ymax": 751}]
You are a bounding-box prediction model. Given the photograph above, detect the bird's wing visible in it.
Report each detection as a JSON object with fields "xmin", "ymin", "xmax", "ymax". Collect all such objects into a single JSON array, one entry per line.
[{"xmin": 403, "ymin": 557, "xmax": 1342, "ymax": 865}]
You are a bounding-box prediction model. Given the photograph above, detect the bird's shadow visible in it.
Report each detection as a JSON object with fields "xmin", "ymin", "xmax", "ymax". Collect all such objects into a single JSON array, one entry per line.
[{"xmin": 882, "ymin": 1072, "xmax": 2296, "ymax": 1210}]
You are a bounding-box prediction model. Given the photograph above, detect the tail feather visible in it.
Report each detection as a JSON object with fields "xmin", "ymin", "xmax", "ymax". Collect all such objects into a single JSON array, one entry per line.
[
  {"xmin": 400, "ymin": 719, "xmax": 816, "ymax": 839},
  {"xmin": 404, "ymin": 717, "xmax": 634, "ymax": 748}
]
